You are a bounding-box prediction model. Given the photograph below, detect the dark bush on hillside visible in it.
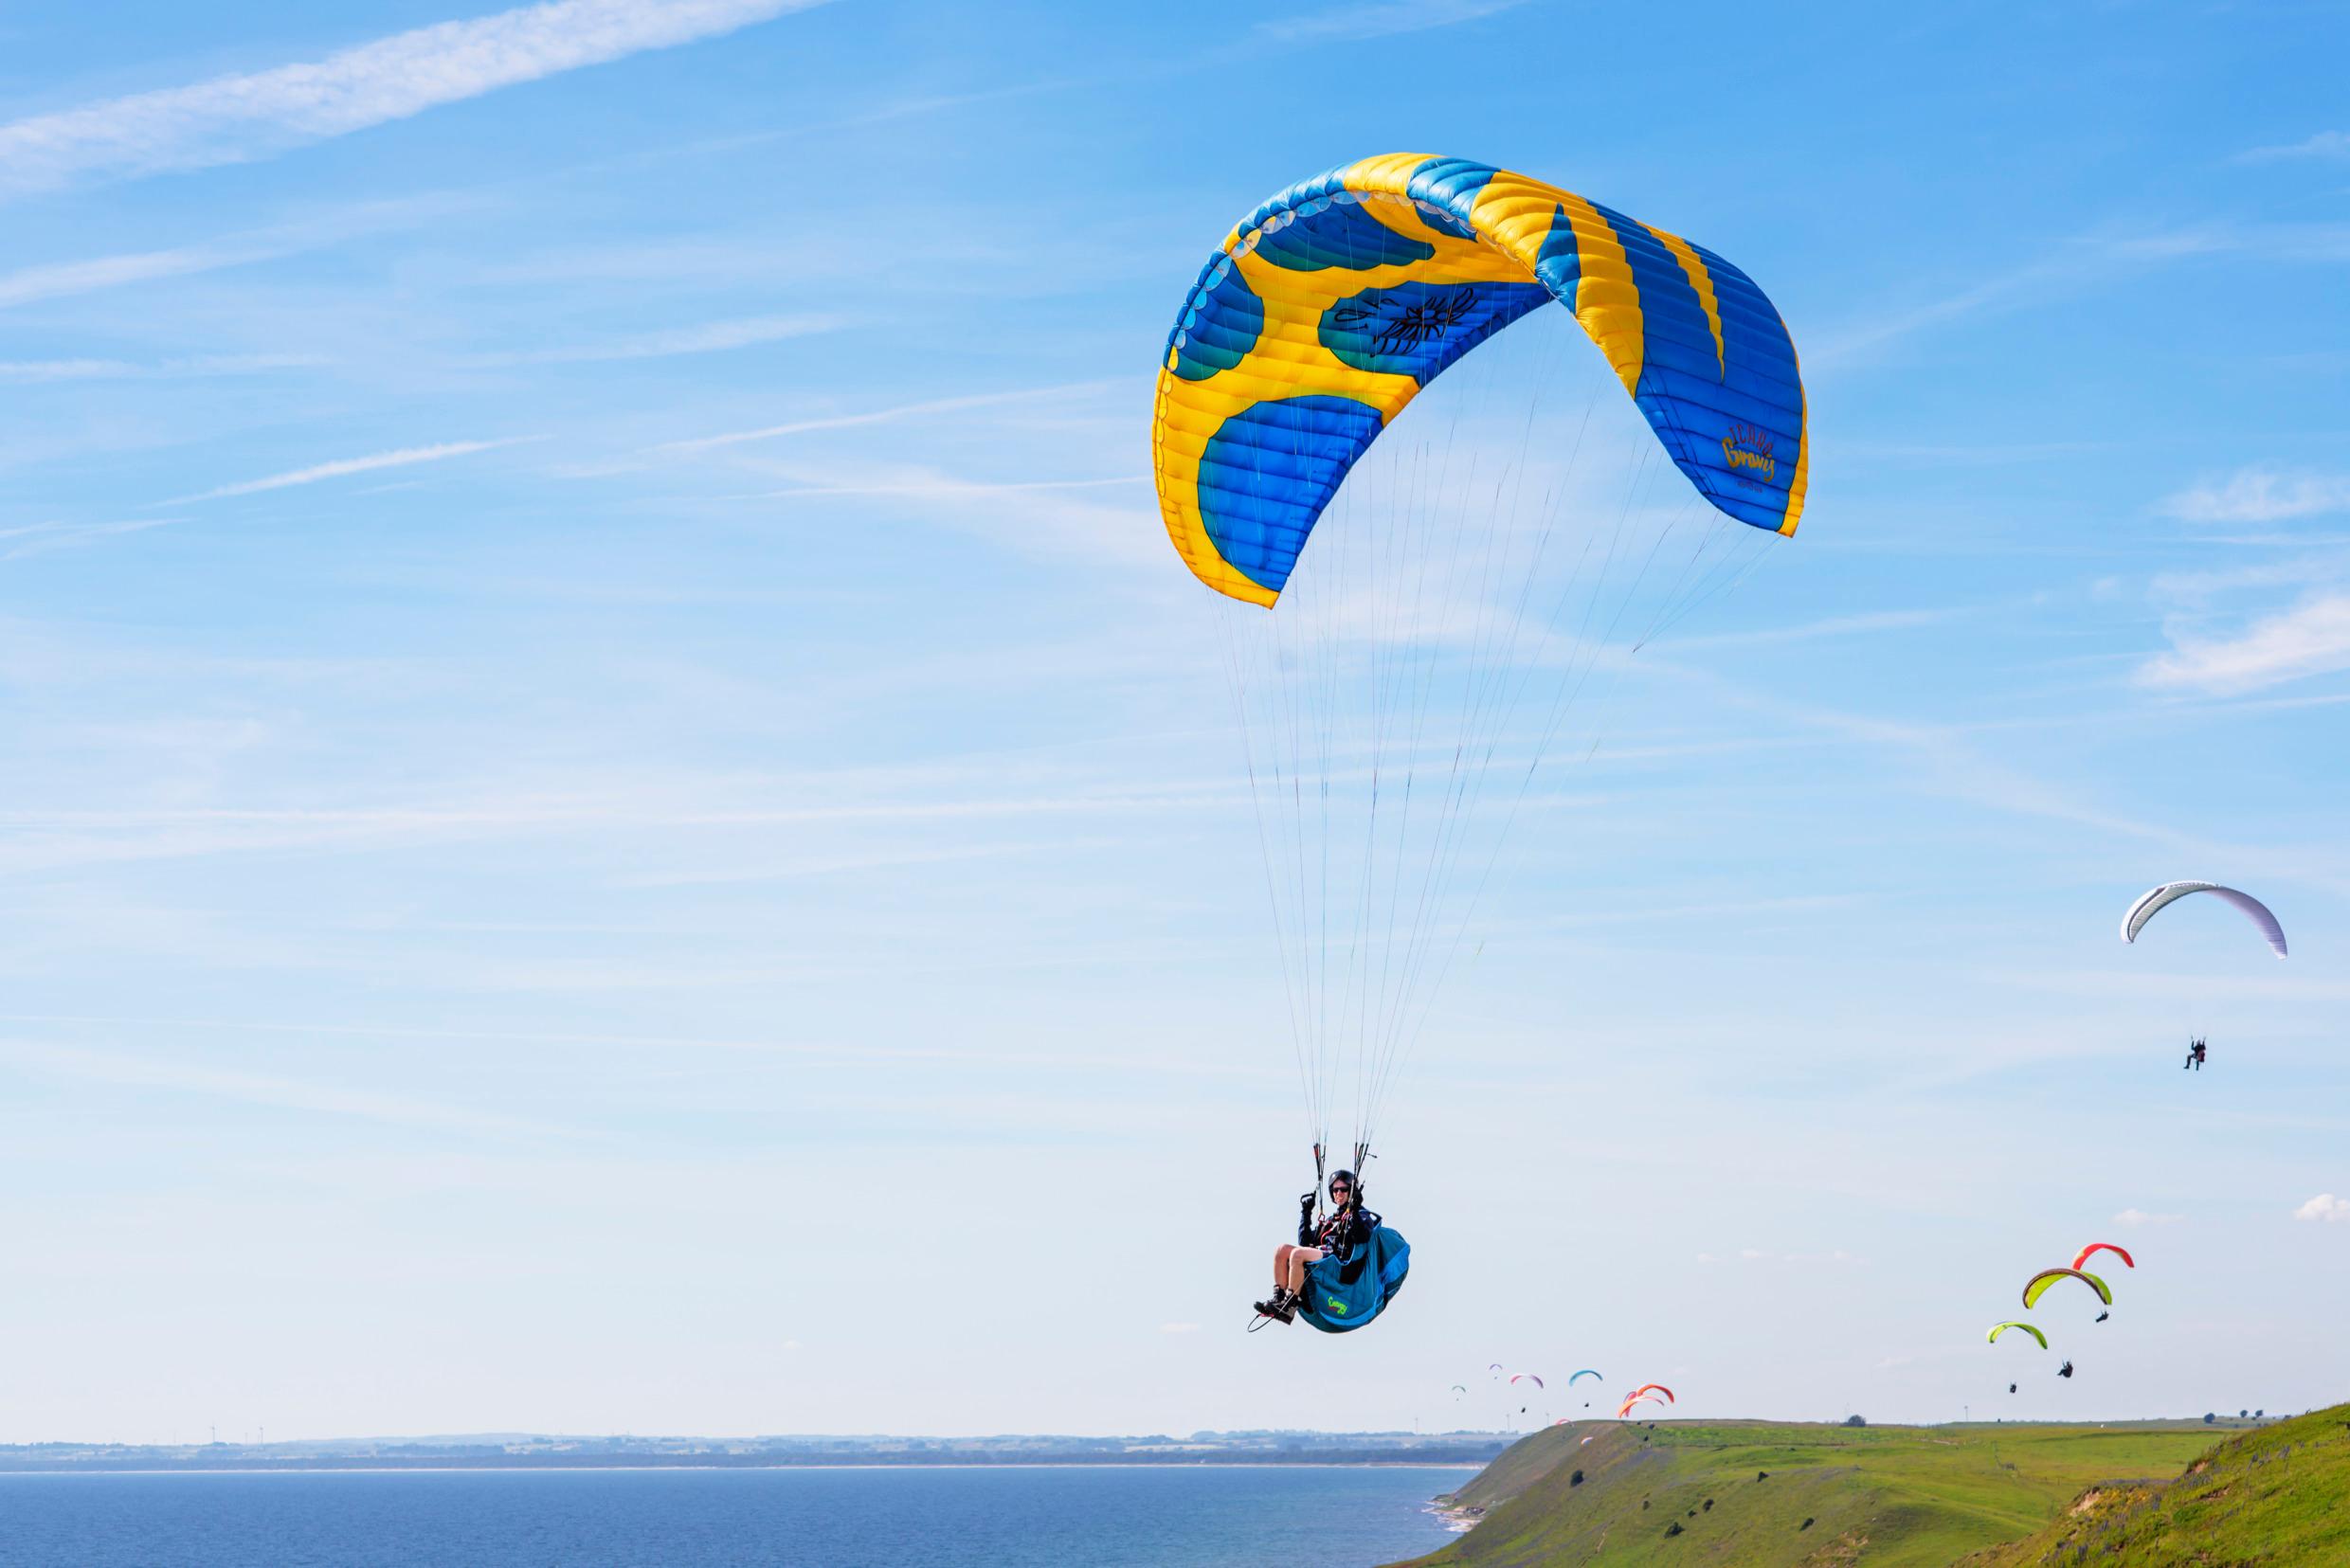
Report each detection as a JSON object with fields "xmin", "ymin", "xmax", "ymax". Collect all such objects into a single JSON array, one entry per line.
[{"xmin": 1844, "ymin": 1415, "xmax": 1867, "ymax": 1428}]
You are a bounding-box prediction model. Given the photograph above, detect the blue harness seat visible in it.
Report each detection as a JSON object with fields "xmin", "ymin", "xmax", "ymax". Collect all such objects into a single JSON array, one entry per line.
[{"xmin": 1297, "ymin": 1222, "xmax": 1410, "ymax": 1333}]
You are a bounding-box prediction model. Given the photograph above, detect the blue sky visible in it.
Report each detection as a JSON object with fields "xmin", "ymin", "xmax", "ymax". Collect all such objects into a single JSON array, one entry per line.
[{"xmin": 2, "ymin": 0, "xmax": 2347, "ymax": 1444}]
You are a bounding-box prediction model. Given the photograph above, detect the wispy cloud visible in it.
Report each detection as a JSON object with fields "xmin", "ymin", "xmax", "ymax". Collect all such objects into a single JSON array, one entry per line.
[
  {"xmin": 462, "ymin": 313, "xmax": 846, "ymax": 367},
  {"xmin": 1804, "ymin": 238, "xmax": 2196, "ymax": 369},
  {"xmin": 0, "ymin": 0, "xmax": 828, "ymax": 202},
  {"xmin": 2147, "ymin": 556, "xmax": 2346, "ymax": 609},
  {"xmin": 2139, "ymin": 593, "xmax": 2350, "ymax": 694},
  {"xmin": 648, "ymin": 382, "xmax": 1113, "ymax": 456},
  {"xmin": 1806, "ymin": 225, "xmax": 2346, "ymax": 371},
  {"xmin": 2160, "ymin": 467, "xmax": 2350, "ymax": 525},
  {"xmin": 172, "ymin": 438, "xmax": 530, "ymax": 503},
  {"xmin": 1668, "ymin": 606, "xmax": 1966, "ymax": 651},
  {"xmin": 2293, "ymin": 1193, "xmax": 2350, "ymax": 1223},
  {"xmin": 0, "ymin": 1037, "xmax": 567, "ymax": 1140},
  {"xmin": 2112, "ymin": 1208, "xmax": 2183, "ymax": 1227},
  {"xmin": 1654, "ymin": 655, "xmax": 2350, "ymax": 896},
  {"xmin": 0, "ymin": 353, "xmax": 322, "ymax": 383},
  {"xmin": 0, "ymin": 518, "xmax": 184, "ymax": 561},
  {"xmin": 0, "ymin": 240, "xmax": 287, "ymax": 309},
  {"xmin": 0, "ymin": 194, "xmax": 469, "ymax": 310},
  {"xmin": 731, "ymin": 454, "xmax": 1165, "ymax": 570},
  {"xmin": 743, "ymin": 474, "xmax": 1146, "ymax": 501},
  {"xmin": 2238, "ymin": 130, "xmax": 2350, "ymax": 163},
  {"xmin": 1259, "ymin": 0, "xmax": 1529, "ymax": 42}
]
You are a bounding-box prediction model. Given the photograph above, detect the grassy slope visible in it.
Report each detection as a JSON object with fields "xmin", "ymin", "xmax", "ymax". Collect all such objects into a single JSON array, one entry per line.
[
  {"xmin": 1961, "ymin": 1402, "xmax": 2350, "ymax": 1566},
  {"xmin": 1394, "ymin": 1417, "xmax": 2227, "ymax": 1568}
]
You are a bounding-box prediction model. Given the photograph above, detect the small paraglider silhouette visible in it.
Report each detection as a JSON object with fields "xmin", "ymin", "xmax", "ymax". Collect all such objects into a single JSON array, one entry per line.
[
  {"xmin": 2008, "ymin": 1382, "xmax": 2017, "ymax": 1394},
  {"xmin": 2057, "ymin": 1361, "xmax": 2075, "ymax": 1379},
  {"xmin": 2095, "ymin": 1310, "xmax": 2109, "ymax": 1324}
]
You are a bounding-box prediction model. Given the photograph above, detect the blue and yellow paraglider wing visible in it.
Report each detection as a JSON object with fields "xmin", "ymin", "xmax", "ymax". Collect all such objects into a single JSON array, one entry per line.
[
  {"xmin": 1151, "ymin": 154, "xmax": 1808, "ymax": 607},
  {"xmin": 1297, "ymin": 1224, "xmax": 1410, "ymax": 1333}
]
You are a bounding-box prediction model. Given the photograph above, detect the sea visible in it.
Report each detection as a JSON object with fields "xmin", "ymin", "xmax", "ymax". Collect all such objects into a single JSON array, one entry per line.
[{"xmin": 0, "ymin": 1464, "xmax": 1473, "ymax": 1567}]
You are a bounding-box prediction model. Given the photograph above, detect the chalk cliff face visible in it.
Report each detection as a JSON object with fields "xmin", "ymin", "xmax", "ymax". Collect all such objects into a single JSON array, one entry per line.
[{"xmin": 1395, "ymin": 1410, "xmax": 2338, "ymax": 1568}]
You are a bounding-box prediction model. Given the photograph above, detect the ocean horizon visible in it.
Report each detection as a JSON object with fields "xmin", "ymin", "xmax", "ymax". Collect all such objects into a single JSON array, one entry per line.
[{"xmin": 0, "ymin": 1462, "xmax": 1472, "ymax": 1566}]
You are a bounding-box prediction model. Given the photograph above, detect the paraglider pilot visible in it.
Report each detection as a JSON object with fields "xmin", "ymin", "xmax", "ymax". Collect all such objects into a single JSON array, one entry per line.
[
  {"xmin": 1255, "ymin": 1170, "xmax": 1374, "ymax": 1325},
  {"xmin": 2183, "ymin": 1037, "xmax": 2206, "ymax": 1071}
]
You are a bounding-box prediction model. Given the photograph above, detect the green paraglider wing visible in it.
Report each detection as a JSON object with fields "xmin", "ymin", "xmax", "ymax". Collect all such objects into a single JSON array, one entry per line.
[
  {"xmin": 1987, "ymin": 1321, "xmax": 2049, "ymax": 1348},
  {"xmin": 2022, "ymin": 1268, "xmax": 2112, "ymax": 1309}
]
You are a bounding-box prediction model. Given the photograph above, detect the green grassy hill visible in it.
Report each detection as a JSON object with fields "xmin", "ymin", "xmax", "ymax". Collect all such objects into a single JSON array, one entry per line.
[
  {"xmin": 1391, "ymin": 1411, "xmax": 2331, "ymax": 1567},
  {"xmin": 1960, "ymin": 1402, "xmax": 2350, "ymax": 1565}
]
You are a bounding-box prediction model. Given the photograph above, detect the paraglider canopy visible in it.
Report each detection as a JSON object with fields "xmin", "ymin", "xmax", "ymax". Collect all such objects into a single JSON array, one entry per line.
[
  {"xmin": 2022, "ymin": 1268, "xmax": 2112, "ymax": 1310},
  {"xmin": 2071, "ymin": 1242, "xmax": 2134, "ymax": 1272},
  {"xmin": 1567, "ymin": 1369, "xmax": 1602, "ymax": 1385},
  {"xmin": 2121, "ymin": 882, "xmax": 2286, "ymax": 958},
  {"xmin": 1987, "ymin": 1321, "xmax": 2049, "ymax": 1348},
  {"xmin": 1153, "ymin": 153, "xmax": 1809, "ymax": 607}
]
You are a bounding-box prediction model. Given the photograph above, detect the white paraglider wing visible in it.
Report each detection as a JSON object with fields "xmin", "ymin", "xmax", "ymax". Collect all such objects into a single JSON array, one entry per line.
[{"xmin": 2120, "ymin": 882, "xmax": 2287, "ymax": 958}]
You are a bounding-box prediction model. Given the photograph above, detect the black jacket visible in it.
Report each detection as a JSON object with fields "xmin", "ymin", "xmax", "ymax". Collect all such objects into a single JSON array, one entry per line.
[{"xmin": 1299, "ymin": 1202, "xmax": 1379, "ymax": 1262}]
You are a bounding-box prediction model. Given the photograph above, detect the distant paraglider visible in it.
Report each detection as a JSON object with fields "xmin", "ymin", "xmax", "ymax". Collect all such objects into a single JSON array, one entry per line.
[
  {"xmin": 2122, "ymin": 883, "xmax": 2287, "ymax": 958},
  {"xmin": 2022, "ymin": 1268, "xmax": 2112, "ymax": 1310},
  {"xmin": 2070, "ymin": 1243, "xmax": 2134, "ymax": 1273},
  {"xmin": 2122, "ymin": 882, "xmax": 2285, "ymax": 1069},
  {"xmin": 1987, "ymin": 1322, "xmax": 2049, "ymax": 1349},
  {"xmin": 1617, "ymin": 1384, "xmax": 1673, "ymax": 1419}
]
